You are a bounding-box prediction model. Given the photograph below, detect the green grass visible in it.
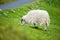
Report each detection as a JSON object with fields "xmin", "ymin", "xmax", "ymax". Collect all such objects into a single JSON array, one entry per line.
[
  {"xmin": 0, "ymin": 0, "xmax": 60, "ymax": 40},
  {"xmin": 0, "ymin": 0, "xmax": 15, "ymax": 4}
]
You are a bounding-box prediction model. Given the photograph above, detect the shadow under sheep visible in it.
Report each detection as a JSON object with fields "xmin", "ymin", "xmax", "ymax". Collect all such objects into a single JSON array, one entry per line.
[{"xmin": 30, "ymin": 26, "xmax": 43, "ymax": 31}]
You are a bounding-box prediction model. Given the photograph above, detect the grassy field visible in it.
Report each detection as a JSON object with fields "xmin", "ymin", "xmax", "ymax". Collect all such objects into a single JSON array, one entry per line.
[
  {"xmin": 0, "ymin": 0, "xmax": 60, "ymax": 40},
  {"xmin": 0, "ymin": 0, "xmax": 15, "ymax": 4}
]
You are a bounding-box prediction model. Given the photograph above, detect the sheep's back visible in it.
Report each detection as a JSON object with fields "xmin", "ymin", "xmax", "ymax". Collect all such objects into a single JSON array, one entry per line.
[{"xmin": 25, "ymin": 10, "xmax": 50, "ymax": 25}]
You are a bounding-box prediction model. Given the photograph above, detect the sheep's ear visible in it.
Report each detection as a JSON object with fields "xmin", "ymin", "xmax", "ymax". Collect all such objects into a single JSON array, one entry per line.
[
  {"xmin": 21, "ymin": 19, "xmax": 23, "ymax": 23},
  {"xmin": 21, "ymin": 19, "xmax": 25, "ymax": 22}
]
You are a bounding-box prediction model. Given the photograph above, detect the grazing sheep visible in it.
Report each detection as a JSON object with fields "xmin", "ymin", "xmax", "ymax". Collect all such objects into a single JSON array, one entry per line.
[{"xmin": 21, "ymin": 10, "xmax": 50, "ymax": 31}]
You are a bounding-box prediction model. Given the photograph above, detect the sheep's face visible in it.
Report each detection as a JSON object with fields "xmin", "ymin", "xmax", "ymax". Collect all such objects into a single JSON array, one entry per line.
[
  {"xmin": 21, "ymin": 19, "xmax": 25, "ymax": 25},
  {"xmin": 21, "ymin": 15, "xmax": 27, "ymax": 25}
]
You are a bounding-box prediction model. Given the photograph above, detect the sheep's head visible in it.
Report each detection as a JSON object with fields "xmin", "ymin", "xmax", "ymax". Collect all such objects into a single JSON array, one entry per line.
[{"xmin": 21, "ymin": 15, "xmax": 26, "ymax": 25}]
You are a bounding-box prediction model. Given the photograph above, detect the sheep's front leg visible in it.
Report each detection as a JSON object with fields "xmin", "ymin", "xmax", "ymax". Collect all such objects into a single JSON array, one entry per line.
[{"xmin": 34, "ymin": 23, "xmax": 37, "ymax": 28}]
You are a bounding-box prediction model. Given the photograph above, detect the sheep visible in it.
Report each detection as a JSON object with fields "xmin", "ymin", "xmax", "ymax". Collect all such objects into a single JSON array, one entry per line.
[{"xmin": 21, "ymin": 10, "xmax": 50, "ymax": 31}]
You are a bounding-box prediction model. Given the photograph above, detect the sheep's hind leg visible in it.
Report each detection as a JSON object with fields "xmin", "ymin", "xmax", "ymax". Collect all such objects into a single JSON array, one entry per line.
[
  {"xmin": 44, "ymin": 23, "xmax": 47, "ymax": 31},
  {"xmin": 44, "ymin": 26, "xmax": 47, "ymax": 31}
]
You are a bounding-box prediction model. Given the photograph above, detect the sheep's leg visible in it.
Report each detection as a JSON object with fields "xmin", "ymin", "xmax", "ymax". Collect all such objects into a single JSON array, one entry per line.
[
  {"xmin": 44, "ymin": 23, "xmax": 47, "ymax": 31},
  {"xmin": 44, "ymin": 25, "xmax": 47, "ymax": 31},
  {"xmin": 34, "ymin": 23, "xmax": 37, "ymax": 28}
]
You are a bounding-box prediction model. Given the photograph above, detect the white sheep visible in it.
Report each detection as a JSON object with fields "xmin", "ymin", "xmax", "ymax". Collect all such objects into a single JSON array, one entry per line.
[{"xmin": 21, "ymin": 10, "xmax": 50, "ymax": 31}]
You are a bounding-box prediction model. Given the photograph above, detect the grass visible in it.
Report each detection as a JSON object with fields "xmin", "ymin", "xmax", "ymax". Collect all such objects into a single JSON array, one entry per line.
[
  {"xmin": 0, "ymin": 0, "xmax": 60, "ymax": 40},
  {"xmin": 0, "ymin": 0, "xmax": 15, "ymax": 4}
]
